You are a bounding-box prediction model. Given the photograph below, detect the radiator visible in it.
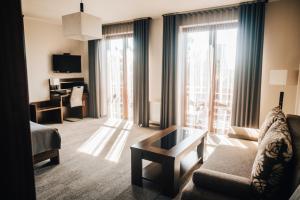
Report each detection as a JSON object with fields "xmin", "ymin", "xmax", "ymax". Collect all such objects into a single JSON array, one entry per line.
[{"xmin": 149, "ymin": 101, "xmax": 160, "ymax": 124}]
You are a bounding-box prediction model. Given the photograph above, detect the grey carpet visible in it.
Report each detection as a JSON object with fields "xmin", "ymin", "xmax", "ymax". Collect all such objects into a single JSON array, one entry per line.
[
  {"xmin": 34, "ymin": 118, "xmax": 249, "ymax": 200},
  {"xmin": 34, "ymin": 118, "xmax": 177, "ymax": 200}
]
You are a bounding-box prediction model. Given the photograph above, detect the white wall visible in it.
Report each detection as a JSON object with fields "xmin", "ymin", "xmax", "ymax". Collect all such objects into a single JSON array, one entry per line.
[
  {"xmin": 260, "ymin": 0, "xmax": 300, "ymax": 123},
  {"xmin": 148, "ymin": 0, "xmax": 300, "ymax": 125},
  {"xmin": 24, "ymin": 17, "xmax": 89, "ymax": 102}
]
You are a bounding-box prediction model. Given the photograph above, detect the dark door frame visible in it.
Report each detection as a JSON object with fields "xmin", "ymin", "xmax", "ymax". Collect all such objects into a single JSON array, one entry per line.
[{"xmin": 1, "ymin": 0, "xmax": 36, "ymax": 199}]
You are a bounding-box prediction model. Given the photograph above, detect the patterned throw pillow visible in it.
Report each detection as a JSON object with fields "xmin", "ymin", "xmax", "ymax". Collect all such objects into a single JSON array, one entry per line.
[
  {"xmin": 251, "ymin": 120, "xmax": 293, "ymax": 199},
  {"xmin": 258, "ymin": 106, "xmax": 286, "ymax": 145}
]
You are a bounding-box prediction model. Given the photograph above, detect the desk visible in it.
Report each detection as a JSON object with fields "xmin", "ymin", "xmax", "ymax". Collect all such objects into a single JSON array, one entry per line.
[
  {"xmin": 50, "ymin": 92, "xmax": 88, "ymax": 119},
  {"xmin": 49, "ymin": 77, "xmax": 89, "ymax": 119}
]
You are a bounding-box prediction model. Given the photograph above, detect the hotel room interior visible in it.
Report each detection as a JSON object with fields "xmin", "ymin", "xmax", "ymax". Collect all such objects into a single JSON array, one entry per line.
[{"xmin": 2, "ymin": 0, "xmax": 300, "ymax": 199}]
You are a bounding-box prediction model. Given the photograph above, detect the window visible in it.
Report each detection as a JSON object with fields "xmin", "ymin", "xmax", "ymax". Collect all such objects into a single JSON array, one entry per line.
[
  {"xmin": 104, "ymin": 35, "xmax": 133, "ymax": 120},
  {"xmin": 180, "ymin": 25, "xmax": 237, "ymax": 134}
]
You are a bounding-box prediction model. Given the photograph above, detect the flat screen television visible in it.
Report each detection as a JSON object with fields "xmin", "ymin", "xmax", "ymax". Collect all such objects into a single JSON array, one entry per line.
[{"xmin": 52, "ymin": 54, "xmax": 81, "ymax": 73}]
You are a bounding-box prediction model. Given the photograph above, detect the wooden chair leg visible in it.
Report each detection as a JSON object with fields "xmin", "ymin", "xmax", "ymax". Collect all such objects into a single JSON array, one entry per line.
[{"xmin": 81, "ymin": 106, "xmax": 84, "ymax": 119}]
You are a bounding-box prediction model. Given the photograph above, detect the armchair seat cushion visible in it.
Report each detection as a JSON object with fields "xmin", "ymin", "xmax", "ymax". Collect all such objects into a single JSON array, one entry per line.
[
  {"xmin": 202, "ymin": 142, "xmax": 257, "ymax": 178},
  {"xmin": 189, "ymin": 143, "xmax": 257, "ymax": 199},
  {"xmin": 193, "ymin": 168, "xmax": 252, "ymax": 198}
]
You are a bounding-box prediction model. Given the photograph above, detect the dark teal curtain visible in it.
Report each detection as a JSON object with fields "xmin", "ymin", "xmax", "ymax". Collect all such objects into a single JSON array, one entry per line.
[
  {"xmin": 88, "ymin": 40, "xmax": 100, "ymax": 118},
  {"xmin": 160, "ymin": 15, "xmax": 178, "ymax": 129},
  {"xmin": 2, "ymin": 0, "xmax": 36, "ymax": 198},
  {"xmin": 133, "ymin": 18, "xmax": 150, "ymax": 127},
  {"xmin": 231, "ymin": 2, "xmax": 265, "ymax": 128}
]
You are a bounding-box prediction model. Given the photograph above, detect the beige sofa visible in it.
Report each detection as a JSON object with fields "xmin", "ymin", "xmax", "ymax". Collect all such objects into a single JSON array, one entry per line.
[{"xmin": 181, "ymin": 114, "xmax": 300, "ymax": 200}]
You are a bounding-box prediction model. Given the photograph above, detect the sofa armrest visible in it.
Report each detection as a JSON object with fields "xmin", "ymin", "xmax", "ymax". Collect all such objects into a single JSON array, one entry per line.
[
  {"xmin": 182, "ymin": 179, "xmax": 240, "ymax": 200},
  {"xmin": 228, "ymin": 126, "xmax": 259, "ymax": 141},
  {"xmin": 193, "ymin": 168, "xmax": 252, "ymax": 198}
]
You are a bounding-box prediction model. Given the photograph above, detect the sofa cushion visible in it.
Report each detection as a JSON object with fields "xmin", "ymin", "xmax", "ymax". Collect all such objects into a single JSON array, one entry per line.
[
  {"xmin": 193, "ymin": 168, "xmax": 252, "ymax": 198},
  {"xmin": 258, "ymin": 106, "xmax": 285, "ymax": 144},
  {"xmin": 251, "ymin": 120, "xmax": 293, "ymax": 199},
  {"xmin": 228, "ymin": 126, "xmax": 259, "ymax": 141},
  {"xmin": 202, "ymin": 141, "xmax": 257, "ymax": 178}
]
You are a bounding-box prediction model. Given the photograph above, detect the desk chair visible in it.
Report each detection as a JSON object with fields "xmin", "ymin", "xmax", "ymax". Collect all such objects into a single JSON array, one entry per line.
[{"xmin": 66, "ymin": 86, "xmax": 84, "ymax": 121}]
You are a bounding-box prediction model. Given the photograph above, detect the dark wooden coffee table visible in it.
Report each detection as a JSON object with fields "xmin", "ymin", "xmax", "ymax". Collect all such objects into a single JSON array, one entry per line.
[{"xmin": 131, "ymin": 126, "xmax": 207, "ymax": 197}]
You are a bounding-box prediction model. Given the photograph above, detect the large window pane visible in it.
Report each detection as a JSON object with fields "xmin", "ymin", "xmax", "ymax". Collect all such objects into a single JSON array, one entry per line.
[
  {"xmin": 213, "ymin": 28, "xmax": 237, "ymax": 134},
  {"xmin": 181, "ymin": 26, "xmax": 237, "ymax": 134},
  {"xmin": 184, "ymin": 30, "xmax": 211, "ymax": 130},
  {"xmin": 105, "ymin": 35, "xmax": 133, "ymax": 120}
]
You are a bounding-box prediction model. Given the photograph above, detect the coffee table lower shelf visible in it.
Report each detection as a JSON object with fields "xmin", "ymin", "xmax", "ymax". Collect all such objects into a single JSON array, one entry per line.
[{"xmin": 142, "ymin": 150, "xmax": 202, "ymax": 184}]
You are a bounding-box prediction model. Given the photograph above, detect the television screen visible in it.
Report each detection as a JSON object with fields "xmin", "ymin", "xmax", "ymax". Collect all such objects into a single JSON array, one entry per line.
[{"xmin": 52, "ymin": 54, "xmax": 81, "ymax": 73}]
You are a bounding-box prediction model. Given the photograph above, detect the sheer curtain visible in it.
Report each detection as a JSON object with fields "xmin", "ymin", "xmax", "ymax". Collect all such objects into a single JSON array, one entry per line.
[
  {"xmin": 214, "ymin": 28, "xmax": 237, "ymax": 133},
  {"xmin": 102, "ymin": 22, "xmax": 133, "ymax": 36},
  {"xmin": 100, "ymin": 23, "xmax": 134, "ymax": 120},
  {"xmin": 177, "ymin": 26, "xmax": 211, "ymax": 130},
  {"xmin": 176, "ymin": 7, "xmax": 238, "ymax": 133}
]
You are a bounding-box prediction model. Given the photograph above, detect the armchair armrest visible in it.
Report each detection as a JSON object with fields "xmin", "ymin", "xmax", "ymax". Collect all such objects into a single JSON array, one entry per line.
[
  {"xmin": 193, "ymin": 168, "xmax": 252, "ymax": 198},
  {"xmin": 228, "ymin": 126, "xmax": 259, "ymax": 141}
]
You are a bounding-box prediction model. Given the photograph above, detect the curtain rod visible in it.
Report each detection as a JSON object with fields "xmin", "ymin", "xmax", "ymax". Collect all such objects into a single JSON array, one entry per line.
[
  {"xmin": 103, "ymin": 17, "xmax": 151, "ymax": 26},
  {"xmin": 162, "ymin": 0, "xmax": 268, "ymax": 17}
]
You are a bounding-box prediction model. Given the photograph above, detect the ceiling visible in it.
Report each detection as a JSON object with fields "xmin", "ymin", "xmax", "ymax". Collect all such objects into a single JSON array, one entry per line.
[{"xmin": 22, "ymin": 0, "xmax": 250, "ymax": 24}]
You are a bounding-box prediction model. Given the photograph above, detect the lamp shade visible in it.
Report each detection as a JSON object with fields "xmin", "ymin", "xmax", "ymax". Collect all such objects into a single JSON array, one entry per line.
[
  {"xmin": 269, "ymin": 70, "xmax": 288, "ymax": 86},
  {"xmin": 62, "ymin": 12, "xmax": 102, "ymax": 41}
]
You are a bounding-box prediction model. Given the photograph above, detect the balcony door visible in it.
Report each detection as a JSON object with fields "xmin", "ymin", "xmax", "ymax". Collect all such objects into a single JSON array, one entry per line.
[
  {"xmin": 105, "ymin": 35, "xmax": 133, "ymax": 120},
  {"xmin": 181, "ymin": 25, "xmax": 237, "ymax": 134}
]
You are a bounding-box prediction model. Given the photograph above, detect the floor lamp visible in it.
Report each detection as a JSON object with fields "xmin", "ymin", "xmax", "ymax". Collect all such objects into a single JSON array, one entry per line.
[{"xmin": 269, "ymin": 70, "xmax": 288, "ymax": 109}]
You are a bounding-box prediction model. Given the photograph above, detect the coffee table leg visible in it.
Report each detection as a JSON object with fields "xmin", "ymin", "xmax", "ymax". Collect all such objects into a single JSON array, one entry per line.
[
  {"xmin": 131, "ymin": 149, "xmax": 143, "ymax": 186},
  {"xmin": 197, "ymin": 137, "xmax": 205, "ymax": 164},
  {"xmin": 162, "ymin": 159, "xmax": 180, "ymax": 197}
]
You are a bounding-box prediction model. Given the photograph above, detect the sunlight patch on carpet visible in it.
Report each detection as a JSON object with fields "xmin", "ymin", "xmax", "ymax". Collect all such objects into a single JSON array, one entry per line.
[
  {"xmin": 123, "ymin": 121, "xmax": 133, "ymax": 130},
  {"xmin": 105, "ymin": 130, "xmax": 130, "ymax": 162},
  {"xmin": 78, "ymin": 126, "xmax": 116, "ymax": 156},
  {"xmin": 104, "ymin": 118, "xmax": 123, "ymax": 128}
]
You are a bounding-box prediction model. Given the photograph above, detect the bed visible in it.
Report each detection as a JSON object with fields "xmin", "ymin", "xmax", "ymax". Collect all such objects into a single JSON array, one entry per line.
[{"xmin": 30, "ymin": 121, "xmax": 61, "ymax": 165}]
